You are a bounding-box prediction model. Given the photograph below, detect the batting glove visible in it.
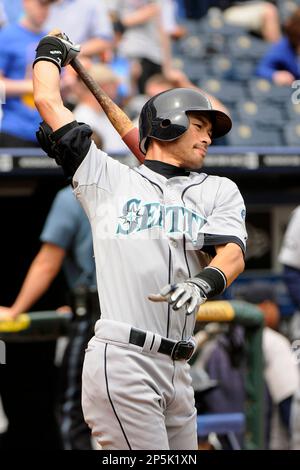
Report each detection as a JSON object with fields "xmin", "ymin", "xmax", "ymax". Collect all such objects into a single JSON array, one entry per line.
[
  {"xmin": 33, "ymin": 31, "xmax": 80, "ymax": 71},
  {"xmin": 149, "ymin": 281, "xmax": 207, "ymax": 315}
]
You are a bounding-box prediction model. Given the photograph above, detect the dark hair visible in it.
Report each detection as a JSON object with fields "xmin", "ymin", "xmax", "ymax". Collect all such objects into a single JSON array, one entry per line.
[{"xmin": 284, "ymin": 7, "xmax": 300, "ymax": 48}]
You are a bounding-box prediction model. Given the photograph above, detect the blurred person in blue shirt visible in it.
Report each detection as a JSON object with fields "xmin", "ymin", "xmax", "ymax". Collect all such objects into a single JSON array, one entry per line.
[
  {"xmin": 256, "ymin": 7, "xmax": 300, "ymax": 86},
  {"xmin": 2, "ymin": 0, "xmax": 23, "ymax": 24},
  {"xmin": 43, "ymin": 0, "xmax": 113, "ymax": 59},
  {"xmin": 0, "ymin": 0, "xmax": 57, "ymax": 147},
  {"xmin": 0, "ymin": 185, "xmax": 99, "ymax": 449}
]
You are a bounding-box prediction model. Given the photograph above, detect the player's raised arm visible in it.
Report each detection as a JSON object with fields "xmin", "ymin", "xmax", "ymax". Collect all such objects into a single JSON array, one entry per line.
[
  {"xmin": 33, "ymin": 31, "xmax": 79, "ymax": 130},
  {"xmin": 33, "ymin": 32, "xmax": 94, "ymax": 178}
]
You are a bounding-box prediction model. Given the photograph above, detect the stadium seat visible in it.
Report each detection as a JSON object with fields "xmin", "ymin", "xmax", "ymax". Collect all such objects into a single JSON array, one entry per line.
[
  {"xmin": 197, "ymin": 413, "xmax": 245, "ymax": 450},
  {"xmin": 210, "ymin": 56, "xmax": 234, "ymax": 80},
  {"xmin": 248, "ymin": 78, "xmax": 271, "ymax": 102},
  {"xmin": 205, "ymin": 32, "xmax": 228, "ymax": 54},
  {"xmin": 267, "ymin": 86, "xmax": 293, "ymax": 105},
  {"xmin": 178, "ymin": 34, "xmax": 206, "ymax": 59},
  {"xmin": 227, "ymin": 123, "xmax": 283, "ymax": 146},
  {"xmin": 285, "ymin": 102, "xmax": 300, "ymax": 122},
  {"xmin": 283, "ymin": 122, "xmax": 300, "ymax": 146},
  {"xmin": 249, "ymin": 79, "xmax": 293, "ymax": 106},
  {"xmin": 231, "ymin": 59, "xmax": 256, "ymax": 82},
  {"xmin": 211, "ymin": 56, "xmax": 255, "ymax": 82},
  {"xmin": 173, "ymin": 57, "xmax": 210, "ymax": 83},
  {"xmin": 228, "ymin": 35, "xmax": 269, "ymax": 60},
  {"xmin": 202, "ymin": 14, "xmax": 246, "ymax": 37},
  {"xmin": 198, "ymin": 79, "xmax": 247, "ymax": 106},
  {"xmin": 236, "ymin": 100, "xmax": 286, "ymax": 129}
]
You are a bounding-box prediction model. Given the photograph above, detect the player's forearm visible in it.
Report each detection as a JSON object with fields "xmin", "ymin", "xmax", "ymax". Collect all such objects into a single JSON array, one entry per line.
[
  {"xmin": 1, "ymin": 78, "xmax": 33, "ymax": 96},
  {"xmin": 122, "ymin": 3, "xmax": 159, "ymax": 27},
  {"xmin": 33, "ymin": 61, "xmax": 74, "ymax": 131},
  {"xmin": 209, "ymin": 243, "xmax": 245, "ymax": 287}
]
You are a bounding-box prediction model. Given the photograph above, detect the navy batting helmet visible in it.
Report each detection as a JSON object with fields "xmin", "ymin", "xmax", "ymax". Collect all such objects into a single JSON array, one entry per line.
[{"xmin": 139, "ymin": 88, "xmax": 232, "ymax": 154}]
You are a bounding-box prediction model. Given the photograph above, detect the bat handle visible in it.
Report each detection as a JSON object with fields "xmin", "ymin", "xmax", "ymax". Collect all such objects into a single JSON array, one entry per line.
[
  {"xmin": 71, "ymin": 58, "xmax": 103, "ymax": 102},
  {"xmin": 123, "ymin": 128, "xmax": 145, "ymax": 164}
]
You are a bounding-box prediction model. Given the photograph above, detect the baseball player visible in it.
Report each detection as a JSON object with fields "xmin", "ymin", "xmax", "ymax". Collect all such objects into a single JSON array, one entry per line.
[
  {"xmin": 279, "ymin": 206, "xmax": 300, "ymax": 311},
  {"xmin": 32, "ymin": 33, "xmax": 247, "ymax": 450},
  {"xmin": 277, "ymin": 208, "xmax": 300, "ymax": 451}
]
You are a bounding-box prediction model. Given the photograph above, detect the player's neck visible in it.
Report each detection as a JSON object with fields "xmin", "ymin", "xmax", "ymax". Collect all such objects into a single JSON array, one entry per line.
[
  {"xmin": 145, "ymin": 144, "xmax": 181, "ymax": 167},
  {"xmin": 144, "ymin": 160, "xmax": 190, "ymax": 178}
]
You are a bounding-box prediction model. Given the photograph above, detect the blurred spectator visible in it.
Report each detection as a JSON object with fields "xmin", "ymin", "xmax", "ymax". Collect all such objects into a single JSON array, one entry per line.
[
  {"xmin": 235, "ymin": 281, "xmax": 300, "ymax": 449},
  {"xmin": 109, "ymin": 54, "xmax": 132, "ymax": 104},
  {"xmin": 161, "ymin": 0, "xmax": 186, "ymax": 40},
  {"xmin": 0, "ymin": 184, "xmax": 98, "ymax": 450},
  {"xmin": 126, "ymin": 69, "xmax": 230, "ymax": 120},
  {"xmin": 256, "ymin": 7, "xmax": 300, "ymax": 85},
  {"xmin": 279, "ymin": 205, "xmax": 300, "ymax": 450},
  {"xmin": 72, "ymin": 62, "xmax": 130, "ymax": 157},
  {"xmin": 107, "ymin": 0, "xmax": 173, "ymax": 94},
  {"xmin": 0, "ymin": 1, "xmax": 7, "ymax": 27},
  {"xmin": 43, "ymin": 0, "xmax": 113, "ymax": 59},
  {"xmin": 279, "ymin": 206, "xmax": 300, "ymax": 310},
  {"xmin": 191, "ymin": 324, "xmax": 246, "ymax": 449},
  {"xmin": 215, "ymin": 1, "xmax": 281, "ymax": 43},
  {"xmin": 2, "ymin": 0, "xmax": 23, "ymax": 23},
  {"xmin": 0, "ymin": 0, "xmax": 56, "ymax": 147}
]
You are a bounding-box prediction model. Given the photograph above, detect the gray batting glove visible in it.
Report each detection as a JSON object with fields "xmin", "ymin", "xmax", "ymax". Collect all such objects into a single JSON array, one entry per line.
[{"xmin": 149, "ymin": 281, "xmax": 207, "ymax": 315}]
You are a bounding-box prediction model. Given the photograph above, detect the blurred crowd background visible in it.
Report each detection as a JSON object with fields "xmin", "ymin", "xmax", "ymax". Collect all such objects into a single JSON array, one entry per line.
[{"xmin": 0, "ymin": 0, "xmax": 300, "ymax": 451}]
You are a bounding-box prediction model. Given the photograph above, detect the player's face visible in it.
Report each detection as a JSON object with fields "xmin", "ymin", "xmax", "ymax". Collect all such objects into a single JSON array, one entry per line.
[{"xmin": 162, "ymin": 112, "xmax": 213, "ymax": 170}]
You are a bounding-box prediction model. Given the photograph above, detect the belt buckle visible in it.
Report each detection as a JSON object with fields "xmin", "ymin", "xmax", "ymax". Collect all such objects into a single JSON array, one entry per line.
[{"xmin": 171, "ymin": 340, "xmax": 195, "ymax": 361}]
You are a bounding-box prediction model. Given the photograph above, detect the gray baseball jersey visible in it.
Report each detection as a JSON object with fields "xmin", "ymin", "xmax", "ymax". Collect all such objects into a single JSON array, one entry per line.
[
  {"xmin": 75, "ymin": 142, "xmax": 247, "ymax": 450},
  {"xmin": 279, "ymin": 206, "xmax": 300, "ymax": 270},
  {"xmin": 74, "ymin": 142, "xmax": 247, "ymax": 340}
]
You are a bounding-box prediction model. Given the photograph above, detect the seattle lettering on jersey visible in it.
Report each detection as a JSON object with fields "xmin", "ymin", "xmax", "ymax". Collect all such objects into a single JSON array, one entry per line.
[{"xmin": 116, "ymin": 198, "xmax": 207, "ymax": 243}]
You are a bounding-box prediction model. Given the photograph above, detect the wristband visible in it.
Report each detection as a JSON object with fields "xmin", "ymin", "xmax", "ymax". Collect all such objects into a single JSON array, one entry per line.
[
  {"xmin": 33, "ymin": 36, "xmax": 65, "ymax": 72},
  {"xmin": 188, "ymin": 267, "xmax": 227, "ymax": 299}
]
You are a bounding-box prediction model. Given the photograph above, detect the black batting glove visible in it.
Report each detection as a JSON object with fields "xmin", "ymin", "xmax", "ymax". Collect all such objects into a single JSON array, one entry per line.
[{"xmin": 33, "ymin": 32, "xmax": 80, "ymax": 72}]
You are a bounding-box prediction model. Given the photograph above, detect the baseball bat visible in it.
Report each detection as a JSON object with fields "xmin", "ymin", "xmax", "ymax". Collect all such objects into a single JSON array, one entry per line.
[{"xmin": 70, "ymin": 58, "xmax": 145, "ymax": 163}]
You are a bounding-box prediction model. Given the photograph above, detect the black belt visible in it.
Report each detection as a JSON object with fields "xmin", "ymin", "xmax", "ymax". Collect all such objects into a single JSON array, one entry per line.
[{"xmin": 129, "ymin": 328, "xmax": 195, "ymax": 361}]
